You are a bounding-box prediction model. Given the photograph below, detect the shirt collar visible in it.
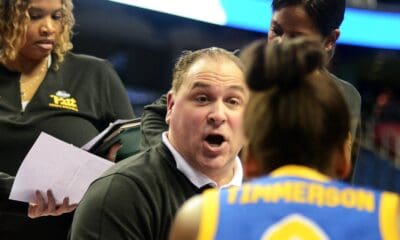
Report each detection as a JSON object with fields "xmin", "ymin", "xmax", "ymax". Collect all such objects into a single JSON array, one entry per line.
[
  {"xmin": 162, "ymin": 132, "xmax": 243, "ymax": 189},
  {"xmin": 269, "ymin": 165, "xmax": 330, "ymax": 182},
  {"xmin": 47, "ymin": 54, "xmax": 52, "ymax": 68}
]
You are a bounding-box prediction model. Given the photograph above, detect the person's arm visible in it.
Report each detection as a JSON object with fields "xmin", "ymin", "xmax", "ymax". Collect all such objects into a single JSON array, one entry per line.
[
  {"xmin": 140, "ymin": 94, "xmax": 169, "ymax": 150},
  {"xmin": 103, "ymin": 61, "xmax": 135, "ymax": 120},
  {"xmin": 348, "ymin": 118, "xmax": 361, "ymax": 182},
  {"xmin": 0, "ymin": 172, "xmax": 27, "ymax": 215},
  {"xmin": 70, "ymin": 174, "xmax": 154, "ymax": 240},
  {"xmin": 348, "ymin": 91, "xmax": 362, "ymax": 182},
  {"xmin": 397, "ymin": 196, "xmax": 400, "ymax": 240},
  {"xmin": 380, "ymin": 191, "xmax": 400, "ymax": 239},
  {"xmin": 0, "ymin": 172, "xmax": 13, "ymax": 202}
]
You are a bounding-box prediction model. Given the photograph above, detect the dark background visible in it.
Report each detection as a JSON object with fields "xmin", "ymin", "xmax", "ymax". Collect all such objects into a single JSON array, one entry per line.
[
  {"xmin": 72, "ymin": 0, "xmax": 267, "ymax": 112},
  {"xmin": 71, "ymin": 0, "xmax": 400, "ymax": 165}
]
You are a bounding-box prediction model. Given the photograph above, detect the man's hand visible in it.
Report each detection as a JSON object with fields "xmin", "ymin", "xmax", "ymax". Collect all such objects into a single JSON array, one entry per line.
[
  {"xmin": 106, "ymin": 142, "xmax": 123, "ymax": 162},
  {"xmin": 28, "ymin": 190, "xmax": 77, "ymax": 219}
]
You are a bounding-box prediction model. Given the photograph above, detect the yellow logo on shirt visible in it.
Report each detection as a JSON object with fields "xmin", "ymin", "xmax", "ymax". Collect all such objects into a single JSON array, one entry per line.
[
  {"xmin": 262, "ymin": 214, "xmax": 328, "ymax": 240},
  {"xmin": 48, "ymin": 91, "xmax": 79, "ymax": 112}
]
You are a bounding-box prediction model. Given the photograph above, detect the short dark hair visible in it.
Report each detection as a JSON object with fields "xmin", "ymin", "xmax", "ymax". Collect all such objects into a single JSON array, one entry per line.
[
  {"xmin": 241, "ymin": 37, "xmax": 350, "ymax": 173},
  {"xmin": 171, "ymin": 47, "xmax": 243, "ymax": 94},
  {"xmin": 272, "ymin": 0, "xmax": 346, "ymax": 36}
]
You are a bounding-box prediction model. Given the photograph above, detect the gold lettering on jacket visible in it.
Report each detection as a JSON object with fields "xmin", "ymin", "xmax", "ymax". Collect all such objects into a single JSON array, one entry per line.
[
  {"xmin": 227, "ymin": 182, "xmax": 375, "ymax": 212},
  {"xmin": 49, "ymin": 94, "xmax": 79, "ymax": 112}
]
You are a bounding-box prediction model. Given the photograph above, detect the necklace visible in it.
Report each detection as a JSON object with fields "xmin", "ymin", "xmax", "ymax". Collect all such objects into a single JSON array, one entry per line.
[{"xmin": 19, "ymin": 60, "xmax": 48, "ymax": 102}]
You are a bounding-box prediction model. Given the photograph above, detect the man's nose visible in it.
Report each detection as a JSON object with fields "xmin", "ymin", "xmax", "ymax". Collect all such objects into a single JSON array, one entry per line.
[{"xmin": 207, "ymin": 102, "xmax": 227, "ymax": 126}]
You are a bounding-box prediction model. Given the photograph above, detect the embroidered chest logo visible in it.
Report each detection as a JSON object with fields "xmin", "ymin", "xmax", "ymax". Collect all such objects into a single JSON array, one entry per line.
[
  {"xmin": 49, "ymin": 90, "xmax": 79, "ymax": 112},
  {"xmin": 261, "ymin": 214, "xmax": 329, "ymax": 240}
]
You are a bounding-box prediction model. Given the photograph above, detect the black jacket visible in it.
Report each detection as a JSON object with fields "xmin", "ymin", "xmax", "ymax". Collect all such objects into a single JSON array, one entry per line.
[
  {"xmin": 0, "ymin": 173, "xmax": 26, "ymax": 216},
  {"xmin": 71, "ymin": 143, "xmax": 203, "ymax": 240}
]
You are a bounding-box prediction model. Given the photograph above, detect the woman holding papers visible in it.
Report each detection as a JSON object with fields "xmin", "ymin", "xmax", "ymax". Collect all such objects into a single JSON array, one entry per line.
[
  {"xmin": 1, "ymin": 172, "xmax": 76, "ymax": 218},
  {"xmin": 0, "ymin": 0, "xmax": 134, "ymax": 239}
]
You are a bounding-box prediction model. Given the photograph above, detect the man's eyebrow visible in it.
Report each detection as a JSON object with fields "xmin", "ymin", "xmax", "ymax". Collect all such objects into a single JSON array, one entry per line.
[
  {"xmin": 229, "ymin": 85, "xmax": 247, "ymax": 94},
  {"xmin": 191, "ymin": 82, "xmax": 210, "ymax": 90},
  {"xmin": 191, "ymin": 82, "xmax": 246, "ymax": 94}
]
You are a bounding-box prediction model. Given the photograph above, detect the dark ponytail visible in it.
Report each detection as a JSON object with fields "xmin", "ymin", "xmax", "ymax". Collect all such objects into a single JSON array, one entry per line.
[
  {"xmin": 243, "ymin": 38, "xmax": 327, "ymax": 92},
  {"xmin": 241, "ymin": 37, "xmax": 349, "ymax": 173}
]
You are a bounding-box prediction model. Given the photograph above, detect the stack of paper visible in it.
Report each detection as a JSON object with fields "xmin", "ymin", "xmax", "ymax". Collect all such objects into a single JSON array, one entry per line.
[{"xmin": 9, "ymin": 132, "xmax": 114, "ymax": 204}]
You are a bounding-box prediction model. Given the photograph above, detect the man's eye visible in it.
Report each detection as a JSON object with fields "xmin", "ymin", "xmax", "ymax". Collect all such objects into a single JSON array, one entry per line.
[
  {"xmin": 227, "ymin": 98, "xmax": 241, "ymax": 106},
  {"xmin": 195, "ymin": 96, "xmax": 208, "ymax": 103}
]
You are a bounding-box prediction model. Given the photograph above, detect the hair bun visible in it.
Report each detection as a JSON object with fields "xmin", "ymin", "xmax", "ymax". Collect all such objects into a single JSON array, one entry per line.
[
  {"xmin": 239, "ymin": 39, "xmax": 272, "ymax": 91},
  {"xmin": 241, "ymin": 37, "xmax": 327, "ymax": 91}
]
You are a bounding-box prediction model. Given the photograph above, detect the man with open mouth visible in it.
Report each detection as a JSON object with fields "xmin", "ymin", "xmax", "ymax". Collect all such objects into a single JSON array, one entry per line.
[{"xmin": 70, "ymin": 47, "xmax": 249, "ymax": 240}]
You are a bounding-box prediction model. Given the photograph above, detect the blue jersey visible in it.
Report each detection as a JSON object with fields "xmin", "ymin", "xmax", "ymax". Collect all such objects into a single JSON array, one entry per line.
[{"xmin": 198, "ymin": 165, "xmax": 399, "ymax": 240}]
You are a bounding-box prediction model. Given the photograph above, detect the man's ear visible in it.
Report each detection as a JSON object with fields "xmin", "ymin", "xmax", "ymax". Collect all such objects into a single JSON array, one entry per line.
[
  {"xmin": 335, "ymin": 134, "xmax": 352, "ymax": 180},
  {"xmin": 324, "ymin": 29, "xmax": 340, "ymax": 53},
  {"xmin": 165, "ymin": 91, "xmax": 174, "ymax": 125}
]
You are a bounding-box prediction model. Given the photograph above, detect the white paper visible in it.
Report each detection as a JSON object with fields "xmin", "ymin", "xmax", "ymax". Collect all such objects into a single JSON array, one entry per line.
[{"xmin": 9, "ymin": 132, "xmax": 114, "ymax": 204}]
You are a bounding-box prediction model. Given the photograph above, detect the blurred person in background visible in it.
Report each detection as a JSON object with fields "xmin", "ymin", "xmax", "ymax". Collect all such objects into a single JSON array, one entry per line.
[{"xmin": 0, "ymin": 0, "xmax": 134, "ymax": 239}]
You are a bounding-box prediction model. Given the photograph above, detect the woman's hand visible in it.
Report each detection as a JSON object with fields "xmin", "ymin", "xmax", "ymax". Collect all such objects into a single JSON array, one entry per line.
[{"xmin": 28, "ymin": 190, "xmax": 77, "ymax": 219}]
